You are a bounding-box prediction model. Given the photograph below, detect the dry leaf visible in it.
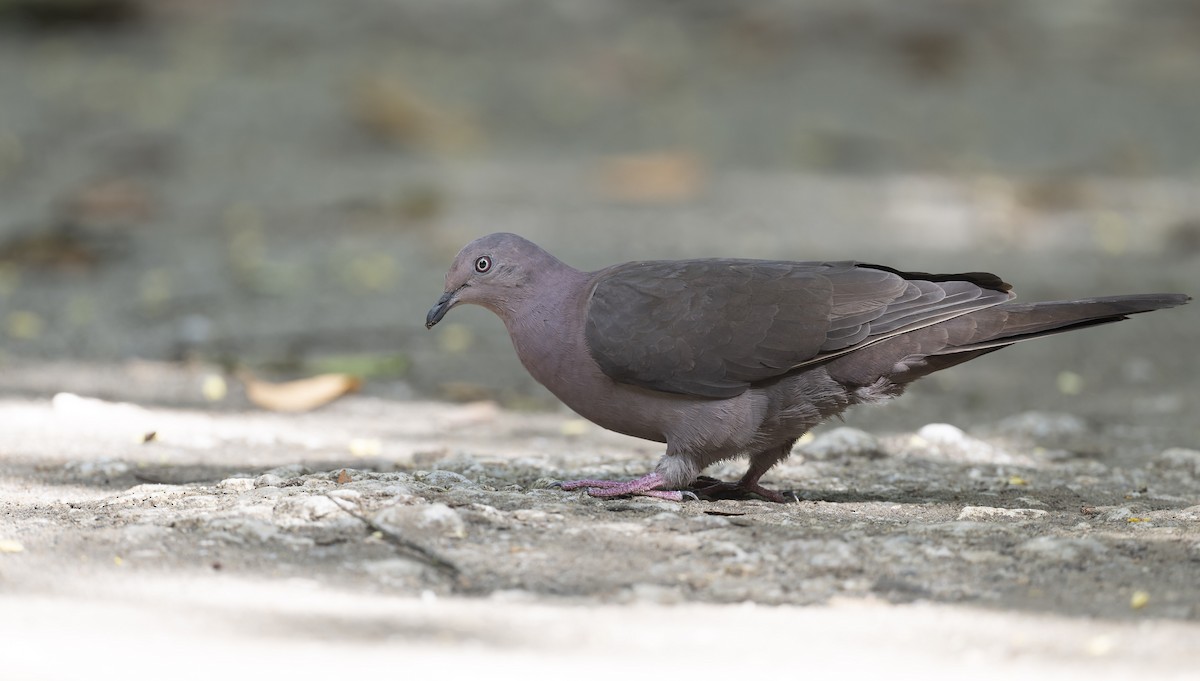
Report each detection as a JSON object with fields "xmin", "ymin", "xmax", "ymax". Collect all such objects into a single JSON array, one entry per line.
[
  {"xmin": 201, "ymin": 374, "xmax": 227, "ymax": 402},
  {"xmin": 598, "ymin": 152, "xmax": 704, "ymax": 203},
  {"xmin": 243, "ymin": 373, "xmax": 362, "ymax": 412},
  {"xmin": 66, "ymin": 178, "xmax": 153, "ymax": 226},
  {"xmin": 351, "ymin": 76, "xmax": 482, "ymax": 152},
  {"xmin": 1130, "ymin": 590, "xmax": 1150, "ymax": 609}
]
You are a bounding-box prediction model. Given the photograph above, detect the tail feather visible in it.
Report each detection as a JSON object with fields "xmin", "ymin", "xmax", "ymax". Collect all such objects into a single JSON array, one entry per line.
[{"xmin": 934, "ymin": 293, "xmax": 1191, "ymax": 355}]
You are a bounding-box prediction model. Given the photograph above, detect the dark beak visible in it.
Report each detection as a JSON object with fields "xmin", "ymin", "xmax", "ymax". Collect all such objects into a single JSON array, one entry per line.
[{"xmin": 425, "ymin": 290, "xmax": 456, "ymax": 329}]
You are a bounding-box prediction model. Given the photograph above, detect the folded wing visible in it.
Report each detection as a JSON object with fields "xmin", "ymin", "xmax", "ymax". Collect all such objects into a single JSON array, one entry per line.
[{"xmin": 584, "ymin": 259, "xmax": 1013, "ymax": 398}]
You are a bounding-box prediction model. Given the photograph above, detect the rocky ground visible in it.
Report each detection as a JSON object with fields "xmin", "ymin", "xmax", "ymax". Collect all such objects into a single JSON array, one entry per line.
[{"xmin": 3, "ymin": 360, "xmax": 1200, "ymax": 678}]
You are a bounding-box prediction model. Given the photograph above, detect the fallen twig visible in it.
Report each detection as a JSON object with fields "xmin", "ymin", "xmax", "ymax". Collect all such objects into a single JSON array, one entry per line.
[{"xmin": 322, "ymin": 493, "xmax": 462, "ymax": 582}]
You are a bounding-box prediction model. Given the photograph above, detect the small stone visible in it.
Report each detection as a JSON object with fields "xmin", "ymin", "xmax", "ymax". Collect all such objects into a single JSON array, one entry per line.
[
  {"xmin": 66, "ymin": 459, "xmax": 131, "ymax": 479},
  {"xmin": 264, "ymin": 464, "xmax": 311, "ymax": 479},
  {"xmin": 374, "ymin": 502, "xmax": 466, "ymax": 539},
  {"xmin": 464, "ymin": 503, "xmax": 507, "ymax": 526},
  {"xmin": 326, "ymin": 489, "xmax": 362, "ymax": 502},
  {"xmin": 207, "ymin": 517, "xmax": 278, "ymax": 543},
  {"xmin": 217, "ymin": 477, "xmax": 256, "ymax": 491},
  {"xmin": 1156, "ymin": 448, "xmax": 1200, "ymax": 476},
  {"xmin": 802, "ymin": 427, "xmax": 880, "ymax": 460},
  {"xmin": 254, "ymin": 474, "xmax": 284, "ymax": 488},
  {"xmin": 1100, "ymin": 506, "xmax": 1138, "ymax": 523},
  {"xmin": 416, "ymin": 470, "xmax": 476, "ymax": 488},
  {"xmin": 917, "ymin": 423, "xmax": 966, "ymax": 444},
  {"xmin": 0, "ymin": 539, "xmax": 25, "ymax": 553},
  {"xmin": 273, "ymin": 495, "xmax": 342, "ymax": 523},
  {"xmin": 957, "ymin": 506, "xmax": 1049, "ymax": 521},
  {"xmin": 513, "ymin": 509, "xmax": 548, "ymax": 523}
]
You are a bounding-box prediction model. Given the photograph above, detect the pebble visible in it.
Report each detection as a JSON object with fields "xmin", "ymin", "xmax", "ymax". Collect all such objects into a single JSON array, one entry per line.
[
  {"xmin": 801, "ymin": 427, "xmax": 880, "ymax": 460},
  {"xmin": 416, "ymin": 470, "xmax": 476, "ymax": 488},
  {"xmin": 1099, "ymin": 506, "xmax": 1143, "ymax": 523},
  {"xmin": 917, "ymin": 423, "xmax": 968, "ymax": 444},
  {"xmin": 273, "ymin": 495, "xmax": 342, "ymax": 523},
  {"xmin": 512, "ymin": 509, "xmax": 549, "ymax": 523},
  {"xmin": 1156, "ymin": 448, "xmax": 1200, "ymax": 476},
  {"xmin": 914, "ymin": 423, "xmax": 1006, "ymax": 462},
  {"xmin": 254, "ymin": 474, "xmax": 284, "ymax": 488},
  {"xmin": 464, "ymin": 503, "xmax": 507, "ymax": 526},
  {"xmin": 65, "ymin": 459, "xmax": 131, "ymax": 479},
  {"xmin": 217, "ymin": 477, "xmax": 256, "ymax": 491},
  {"xmin": 957, "ymin": 506, "xmax": 1050, "ymax": 521},
  {"xmin": 374, "ymin": 502, "xmax": 466, "ymax": 539},
  {"xmin": 263, "ymin": 464, "xmax": 311, "ymax": 479}
]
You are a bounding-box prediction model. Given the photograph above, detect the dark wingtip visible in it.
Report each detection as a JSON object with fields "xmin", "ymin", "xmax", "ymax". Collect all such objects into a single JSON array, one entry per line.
[{"xmin": 859, "ymin": 263, "xmax": 1013, "ymax": 292}]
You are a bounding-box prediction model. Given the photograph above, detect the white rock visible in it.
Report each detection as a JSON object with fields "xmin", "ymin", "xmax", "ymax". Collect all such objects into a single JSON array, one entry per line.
[
  {"xmin": 918, "ymin": 423, "xmax": 967, "ymax": 444},
  {"xmin": 1156, "ymin": 448, "xmax": 1200, "ymax": 476},
  {"xmin": 513, "ymin": 509, "xmax": 548, "ymax": 523},
  {"xmin": 417, "ymin": 470, "xmax": 476, "ymax": 488},
  {"xmin": 374, "ymin": 502, "xmax": 466, "ymax": 539},
  {"xmin": 326, "ymin": 489, "xmax": 362, "ymax": 502},
  {"xmin": 66, "ymin": 459, "xmax": 131, "ymax": 479},
  {"xmin": 254, "ymin": 474, "xmax": 284, "ymax": 488},
  {"xmin": 957, "ymin": 506, "xmax": 1049, "ymax": 521},
  {"xmin": 273, "ymin": 495, "xmax": 342, "ymax": 523},
  {"xmin": 207, "ymin": 517, "xmax": 278, "ymax": 543},
  {"xmin": 217, "ymin": 477, "xmax": 256, "ymax": 491}
]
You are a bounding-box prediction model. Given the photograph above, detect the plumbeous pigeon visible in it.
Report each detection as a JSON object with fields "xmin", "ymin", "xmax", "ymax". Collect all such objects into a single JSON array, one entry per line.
[{"xmin": 426, "ymin": 233, "xmax": 1189, "ymax": 502}]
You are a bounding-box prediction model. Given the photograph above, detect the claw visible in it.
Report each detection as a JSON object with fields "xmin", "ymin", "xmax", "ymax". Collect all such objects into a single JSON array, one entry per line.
[{"xmin": 553, "ymin": 472, "xmax": 694, "ymax": 501}]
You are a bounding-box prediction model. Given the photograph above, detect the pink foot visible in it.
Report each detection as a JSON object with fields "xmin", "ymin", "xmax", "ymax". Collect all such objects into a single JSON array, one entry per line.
[{"xmin": 554, "ymin": 472, "xmax": 695, "ymax": 501}]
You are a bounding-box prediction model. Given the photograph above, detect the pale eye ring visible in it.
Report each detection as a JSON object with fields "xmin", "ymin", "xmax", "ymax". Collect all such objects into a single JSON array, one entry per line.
[{"xmin": 474, "ymin": 255, "xmax": 492, "ymax": 273}]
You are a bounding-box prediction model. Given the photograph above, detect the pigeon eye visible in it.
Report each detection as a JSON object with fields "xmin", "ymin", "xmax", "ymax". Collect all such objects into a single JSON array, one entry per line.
[{"xmin": 474, "ymin": 256, "xmax": 492, "ymax": 273}]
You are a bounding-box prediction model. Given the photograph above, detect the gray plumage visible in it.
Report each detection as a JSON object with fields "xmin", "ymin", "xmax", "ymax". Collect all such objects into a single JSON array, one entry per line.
[{"xmin": 426, "ymin": 232, "xmax": 1190, "ymax": 502}]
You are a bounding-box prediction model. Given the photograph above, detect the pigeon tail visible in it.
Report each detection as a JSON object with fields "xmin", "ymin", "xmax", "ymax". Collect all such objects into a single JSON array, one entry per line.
[{"xmin": 936, "ymin": 293, "xmax": 1191, "ymax": 355}]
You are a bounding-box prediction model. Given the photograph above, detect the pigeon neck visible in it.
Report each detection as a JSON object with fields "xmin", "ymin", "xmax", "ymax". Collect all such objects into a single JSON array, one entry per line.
[{"xmin": 503, "ymin": 265, "xmax": 591, "ymax": 384}]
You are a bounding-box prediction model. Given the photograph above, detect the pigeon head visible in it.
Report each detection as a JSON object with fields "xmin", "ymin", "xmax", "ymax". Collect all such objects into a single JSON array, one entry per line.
[{"xmin": 425, "ymin": 232, "xmax": 564, "ymax": 328}]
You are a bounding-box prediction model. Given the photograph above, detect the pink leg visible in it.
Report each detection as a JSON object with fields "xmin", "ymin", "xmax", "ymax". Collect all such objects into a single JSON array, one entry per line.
[{"xmin": 554, "ymin": 472, "xmax": 694, "ymax": 501}]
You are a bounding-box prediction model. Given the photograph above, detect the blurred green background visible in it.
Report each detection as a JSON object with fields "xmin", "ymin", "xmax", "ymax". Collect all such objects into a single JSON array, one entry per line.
[{"xmin": 0, "ymin": 0, "xmax": 1196, "ymax": 416}]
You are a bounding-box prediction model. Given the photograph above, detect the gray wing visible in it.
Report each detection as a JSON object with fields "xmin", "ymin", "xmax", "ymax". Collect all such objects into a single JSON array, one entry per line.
[{"xmin": 583, "ymin": 259, "xmax": 1014, "ymax": 398}]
